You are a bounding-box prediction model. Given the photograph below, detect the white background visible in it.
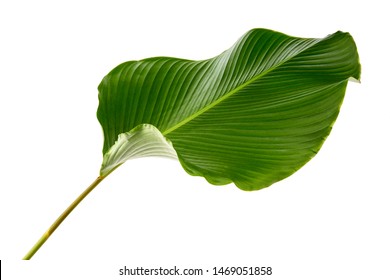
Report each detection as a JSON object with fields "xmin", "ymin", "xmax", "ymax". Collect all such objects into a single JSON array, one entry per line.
[{"xmin": 1, "ymin": 0, "xmax": 389, "ymax": 279}]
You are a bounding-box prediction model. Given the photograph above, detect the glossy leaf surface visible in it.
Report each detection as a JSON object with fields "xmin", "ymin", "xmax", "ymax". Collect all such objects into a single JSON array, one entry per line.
[{"xmin": 98, "ymin": 28, "xmax": 360, "ymax": 190}]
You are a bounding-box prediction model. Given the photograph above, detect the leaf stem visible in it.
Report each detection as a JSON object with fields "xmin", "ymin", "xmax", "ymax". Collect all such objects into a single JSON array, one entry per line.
[{"xmin": 23, "ymin": 175, "xmax": 106, "ymax": 260}]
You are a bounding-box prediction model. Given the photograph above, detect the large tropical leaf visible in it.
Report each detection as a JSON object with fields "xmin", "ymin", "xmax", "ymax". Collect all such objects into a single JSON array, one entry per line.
[{"xmin": 97, "ymin": 28, "xmax": 360, "ymax": 190}]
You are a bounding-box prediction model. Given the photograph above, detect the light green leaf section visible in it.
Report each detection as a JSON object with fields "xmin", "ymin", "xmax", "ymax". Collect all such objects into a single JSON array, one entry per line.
[
  {"xmin": 97, "ymin": 28, "xmax": 360, "ymax": 190},
  {"xmin": 100, "ymin": 124, "xmax": 177, "ymax": 177}
]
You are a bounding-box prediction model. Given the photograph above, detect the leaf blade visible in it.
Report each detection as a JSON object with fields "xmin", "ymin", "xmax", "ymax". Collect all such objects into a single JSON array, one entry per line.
[{"xmin": 97, "ymin": 28, "xmax": 360, "ymax": 190}]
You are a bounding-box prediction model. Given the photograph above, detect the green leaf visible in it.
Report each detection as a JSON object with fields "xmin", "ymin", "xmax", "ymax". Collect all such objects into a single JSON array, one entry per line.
[{"xmin": 97, "ymin": 28, "xmax": 360, "ymax": 190}]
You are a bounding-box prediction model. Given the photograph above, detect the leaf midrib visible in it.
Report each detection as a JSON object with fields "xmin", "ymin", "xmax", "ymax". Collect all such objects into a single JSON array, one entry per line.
[{"xmin": 162, "ymin": 38, "xmax": 322, "ymax": 136}]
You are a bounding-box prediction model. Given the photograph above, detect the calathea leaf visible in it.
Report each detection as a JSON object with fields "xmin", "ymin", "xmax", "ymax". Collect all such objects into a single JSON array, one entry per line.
[{"xmin": 97, "ymin": 28, "xmax": 360, "ymax": 190}]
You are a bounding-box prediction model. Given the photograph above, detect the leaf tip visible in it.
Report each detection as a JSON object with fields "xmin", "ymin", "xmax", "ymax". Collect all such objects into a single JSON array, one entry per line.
[{"xmin": 348, "ymin": 76, "xmax": 361, "ymax": 83}]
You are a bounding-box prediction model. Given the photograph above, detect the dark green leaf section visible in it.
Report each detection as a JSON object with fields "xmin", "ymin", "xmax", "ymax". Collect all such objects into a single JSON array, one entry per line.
[{"xmin": 97, "ymin": 28, "xmax": 360, "ymax": 190}]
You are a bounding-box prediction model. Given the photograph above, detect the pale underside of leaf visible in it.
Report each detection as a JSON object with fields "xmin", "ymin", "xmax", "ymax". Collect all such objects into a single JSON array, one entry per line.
[
  {"xmin": 98, "ymin": 28, "xmax": 360, "ymax": 190},
  {"xmin": 100, "ymin": 124, "xmax": 177, "ymax": 177}
]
